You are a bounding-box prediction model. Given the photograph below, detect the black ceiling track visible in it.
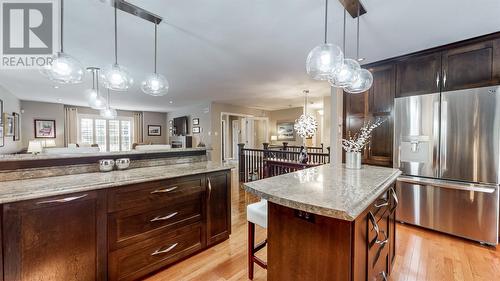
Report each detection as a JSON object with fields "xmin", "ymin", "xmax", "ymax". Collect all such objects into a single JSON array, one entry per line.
[{"xmin": 112, "ymin": 0, "xmax": 163, "ymax": 24}]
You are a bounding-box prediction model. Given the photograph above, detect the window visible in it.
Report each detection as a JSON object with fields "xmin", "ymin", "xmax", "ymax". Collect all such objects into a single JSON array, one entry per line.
[{"xmin": 78, "ymin": 114, "xmax": 133, "ymax": 152}]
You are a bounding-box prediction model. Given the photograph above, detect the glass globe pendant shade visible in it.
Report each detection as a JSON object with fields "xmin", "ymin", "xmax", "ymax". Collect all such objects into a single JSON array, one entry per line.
[
  {"xmin": 344, "ymin": 69, "xmax": 373, "ymax": 94},
  {"xmin": 306, "ymin": 43, "xmax": 344, "ymax": 81},
  {"xmin": 101, "ymin": 64, "xmax": 133, "ymax": 91},
  {"xmin": 100, "ymin": 108, "xmax": 117, "ymax": 119},
  {"xmin": 294, "ymin": 114, "xmax": 318, "ymax": 138},
  {"xmin": 329, "ymin": 58, "xmax": 360, "ymax": 88},
  {"xmin": 141, "ymin": 73, "xmax": 169, "ymax": 96},
  {"xmin": 88, "ymin": 93, "xmax": 106, "ymax": 110},
  {"xmin": 40, "ymin": 52, "xmax": 84, "ymax": 84}
]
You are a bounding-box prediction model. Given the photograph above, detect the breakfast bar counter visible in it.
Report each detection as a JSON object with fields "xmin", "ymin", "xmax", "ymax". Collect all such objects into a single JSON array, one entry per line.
[{"xmin": 244, "ymin": 164, "xmax": 401, "ymax": 281}]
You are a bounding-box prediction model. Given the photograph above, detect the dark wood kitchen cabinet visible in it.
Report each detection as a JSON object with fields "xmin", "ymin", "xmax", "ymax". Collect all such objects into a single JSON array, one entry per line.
[
  {"xmin": 441, "ymin": 38, "xmax": 500, "ymax": 91},
  {"xmin": 344, "ymin": 63, "xmax": 395, "ymax": 167},
  {"xmin": 396, "ymin": 52, "xmax": 442, "ymax": 97},
  {"xmin": 0, "ymin": 169, "xmax": 231, "ymax": 281},
  {"xmin": 206, "ymin": 171, "xmax": 231, "ymax": 246},
  {"xmin": 2, "ymin": 191, "xmax": 107, "ymax": 281}
]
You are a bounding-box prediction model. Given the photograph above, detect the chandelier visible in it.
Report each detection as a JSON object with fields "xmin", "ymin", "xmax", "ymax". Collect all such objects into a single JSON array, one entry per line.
[{"xmin": 294, "ymin": 90, "xmax": 318, "ymax": 138}]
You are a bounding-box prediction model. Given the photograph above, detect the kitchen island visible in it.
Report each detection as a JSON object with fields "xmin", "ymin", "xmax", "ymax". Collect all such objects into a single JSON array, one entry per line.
[
  {"xmin": 244, "ymin": 164, "xmax": 401, "ymax": 281},
  {"xmin": 0, "ymin": 160, "xmax": 232, "ymax": 281}
]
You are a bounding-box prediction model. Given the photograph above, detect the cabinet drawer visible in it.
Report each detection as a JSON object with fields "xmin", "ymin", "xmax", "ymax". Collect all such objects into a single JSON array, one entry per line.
[
  {"xmin": 109, "ymin": 193, "xmax": 203, "ymax": 250},
  {"xmin": 109, "ymin": 223, "xmax": 203, "ymax": 281},
  {"xmin": 108, "ymin": 175, "xmax": 205, "ymax": 212}
]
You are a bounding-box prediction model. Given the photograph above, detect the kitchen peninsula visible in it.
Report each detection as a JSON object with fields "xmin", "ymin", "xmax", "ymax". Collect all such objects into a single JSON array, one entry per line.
[
  {"xmin": 245, "ymin": 164, "xmax": 401, "ymax": 281},
  {"xmin": 0, "ymin": 148, "xmax": 232, "ymax": 281}
]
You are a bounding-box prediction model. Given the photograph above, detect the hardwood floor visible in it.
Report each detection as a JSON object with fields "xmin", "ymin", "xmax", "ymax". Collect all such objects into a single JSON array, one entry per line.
[{"xmin": 145, "ymin": 169, "xmax": 500, "ymax": 281}]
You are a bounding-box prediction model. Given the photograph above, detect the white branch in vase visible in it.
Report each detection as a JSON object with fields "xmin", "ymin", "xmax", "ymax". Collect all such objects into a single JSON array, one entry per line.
[{"xmin": 342, "ymin": 118, "xmax": 385, "ymax": 153}]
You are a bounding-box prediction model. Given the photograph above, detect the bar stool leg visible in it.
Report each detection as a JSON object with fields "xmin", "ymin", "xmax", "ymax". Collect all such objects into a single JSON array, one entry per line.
[{"xmin": 248, "ymin": 221, "xmax": 255, "ymax": 280}]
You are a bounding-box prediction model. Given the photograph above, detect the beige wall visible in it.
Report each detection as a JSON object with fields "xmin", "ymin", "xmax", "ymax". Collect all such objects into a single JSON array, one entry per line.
[
  {"xmin": 210, "ymin": 102, "xmax": 268, "ymax": 163},
  {"xmin": 21, "ymin": 100, "xmax": 65, "ymax": 149},
  {"xmin": 268, "ymin": 107, "xmax": 303, "ymax": 146},
  {"xmin": 167, "ymin": 103, "xmax": 212, "ymax": 149},
  {"xmin": 0, "ymin": 86, "xmax": 22, "ymax": 154},
  {"xmin": 143, "ymin": 111, "xmax": 167, "ymax": 144}
]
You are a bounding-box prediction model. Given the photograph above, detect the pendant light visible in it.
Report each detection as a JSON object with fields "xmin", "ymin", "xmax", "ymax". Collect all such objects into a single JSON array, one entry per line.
[
  {"xmin": 86, "ymin": 67, "xmax": 106, "ymax": 110},
  {"xmin": 40, "ymin": 0, "xmax": 84, "ymax": 84},
  {"xmin": 306, "ymin": 0, "xmax": 343, "ymax": 81},
  {"xmin": 101, "ymin": 2, "xmax": 133, "ymax": 91},
  {"xmin": 345, "ymin": 2, "xmax": 373, "ymax": 94},
  {"xmin": 141, "ymin": 23, "xmax": 169, "ymax": 96},
  {"xmin": 294, "ymin": 90, "xmax": 318, "ymax": 139},
  {"xmin": 100, "ymin": 89, "xmax": 117, "ymax": 119},
  {"xmin": 329, "ymin": 9, "xmax": 360, "ymax": 87}
]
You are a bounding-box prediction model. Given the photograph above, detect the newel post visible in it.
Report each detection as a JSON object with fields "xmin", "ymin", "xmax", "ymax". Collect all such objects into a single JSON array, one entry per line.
[
  {"xmin": 327, "ymin": 147, "xmax": 331, "ymax": 163},
  {"xmin": 238, "ymin": 143, "xmax": 246, "ymax": 182},
  {"xmin": 282, "ymin": 142, "xmax": 288, "ymax": 151}
]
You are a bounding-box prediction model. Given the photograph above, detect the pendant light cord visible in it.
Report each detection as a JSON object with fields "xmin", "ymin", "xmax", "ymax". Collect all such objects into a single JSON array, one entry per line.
[
  {"xmin": 91, "ymin": 69, "xmax": 95, "ymax": 90},
  {"xmin": 154, "ymin": 23, "xmax": 157, "ymax": 73},
  {"xmin": 356, "ymin": 0, "xmax": 360, "ymax": 60},
  {"xmin": 60, "ymin": 0, "xmax": 64, "ymax": 52},
  {"xmin": 342, "ymin": 9, "xmax": 346, "ymax": 52},
  {"xmin": 107, "ymin": 89, "xmax": 111, "ymax": 110},
  {"xmin": 114, "ymin": 2, "xmax": 118, "ymax": 64},
  {"xmin": 323, "ymin": 0, "xmax": 328, "ymax": 44},
  {"xmin": 303, "ymin": 90, "xmax": 309, "ymax": 114},
  {"xmin": 96, "ymin": 69, "xmax": 100, "ymax": 95}
]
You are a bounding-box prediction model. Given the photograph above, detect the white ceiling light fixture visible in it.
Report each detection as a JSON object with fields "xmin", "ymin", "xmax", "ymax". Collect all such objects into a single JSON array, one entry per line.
[
  {"xmin": 329, "ymin": 9, "xmax": 360, "ymax": 88},
  {"xmin": 86, "ymin": 67, "xmax": 106, "ymax": 110},
  {"xmin": 100, "ymin": 89, "xmax": 117, "ymax": 119},
  {"xmin": 345, "ymin": 1, "xmax": 373, "ymax": 94},
  {"xmin": 294, "ymin": 90, "xmax": 318, "ymax": 139},
  {"xmin": 142, "ymin": 23, "xmax": 169, "ymax": 96},
  {"xmin": 101, "ymin": 2, "xmax": 133, "ymax": 91},
  {"xmin": 40, "ymin": 0, "xmax": 84, "ymax": 84},
  {"xmin": 306, "ymin": 0, "xmax": 343, "ymax": 81}
]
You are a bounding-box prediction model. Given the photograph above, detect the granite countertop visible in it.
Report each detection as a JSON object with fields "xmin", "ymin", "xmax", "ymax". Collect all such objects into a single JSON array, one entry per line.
[
  {"xmin": 0, "ymin": 161, "xmax": 232, "ymax": 204},
  {"xmin": 244, "ymin": 164, "xmax": 401, "ymax": 221},
  {"xmin": 0, "ymin": 147, "xmax": 209, "ymax": 162}
]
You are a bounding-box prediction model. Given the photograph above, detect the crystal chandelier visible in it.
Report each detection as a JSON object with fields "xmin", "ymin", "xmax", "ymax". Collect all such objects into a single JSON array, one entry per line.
[
  {"xmin": 40, "ymin": 0, "xmax": 84, "ymax": 84},
  {"xmin": 86, "ymin": 67, "xmax": 106, "ymax": 110},
  {"xmin": 306, "ymin": 0, "xmax": 343, "ymax": 80},
  {"xmin": 294, "ymin": 90, "xmax": 318, "ymax": 139},
  {"xmin": 142, "ymin": 23, "xmax": 169, "ymax": 96},
  {"xmin": 102, "ymin": 2, "xmax": 133, "ymax": 91}
]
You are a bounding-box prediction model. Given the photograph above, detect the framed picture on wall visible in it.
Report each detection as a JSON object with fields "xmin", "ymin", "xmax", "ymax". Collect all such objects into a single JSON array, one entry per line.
[
  {"xmin": 277, "ymin": 121, "xmax": 296, "ymax": 141},
  {"xmin": 3, "ymin": 113, "xmax": 14, "ymax": 136},
  {"xmin": 34, "ymin": 119, "xmax": 56, "ymax": 138},
  {"xmin": 13, "ymin": 112, "xmax": 20, "ymax": 141},
  {"xmin": 193, "ymin": 118, "xmax": 199, "ymax": 125},
  {"xmin": 192, "ymin": 126, "xmax": 200, "ymax": 134},
  {"xmin": 148, "ymin": 125, "xmax": 162, "ymax": 136}
]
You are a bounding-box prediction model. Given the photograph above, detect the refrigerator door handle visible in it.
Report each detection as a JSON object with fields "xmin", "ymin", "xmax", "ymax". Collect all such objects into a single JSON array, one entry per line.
[
  {"xmin": 436, "ymin": 72, "xmax": 440, "ymax": 90},
  {"xmin": 398, "ymin": 176, "xmax": 497, "ymax": 193},
  {"xmin": 440, "ymin": 99, "xmax": 448, "ymax": 174}
]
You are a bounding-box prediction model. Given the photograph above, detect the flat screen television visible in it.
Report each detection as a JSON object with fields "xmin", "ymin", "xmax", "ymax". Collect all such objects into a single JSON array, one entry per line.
[{"xmin": 173, "ymin": 116, "xmax": 188, "ymax": 136}]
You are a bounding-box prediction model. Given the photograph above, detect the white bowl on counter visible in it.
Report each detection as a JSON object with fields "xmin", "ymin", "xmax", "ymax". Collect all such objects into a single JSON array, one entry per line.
[
  {"xmin": 115, "ymin": 158, "xmax": 130, "ymax": 170},
  {"xmin": 99, "ymin": 159, "xmax": 115, "ymax": 172}
]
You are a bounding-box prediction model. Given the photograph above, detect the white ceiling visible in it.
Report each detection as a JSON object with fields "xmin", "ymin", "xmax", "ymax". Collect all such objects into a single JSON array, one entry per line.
[{"xmin": 0, "ymin": 0, "xmax": 499, "ymax": 112}]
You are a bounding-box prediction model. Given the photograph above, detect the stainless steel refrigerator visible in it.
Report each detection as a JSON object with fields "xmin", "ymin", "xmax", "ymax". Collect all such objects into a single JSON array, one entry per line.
[{"xmin": 394, "ymin": 85, "xmax": 500, "ymax": 245}]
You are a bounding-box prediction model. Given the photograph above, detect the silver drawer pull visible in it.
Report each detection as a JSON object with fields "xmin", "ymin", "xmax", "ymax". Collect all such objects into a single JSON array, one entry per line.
[
  {"xmin": 375, "ymin": 230, "xmax": 389, "ymax": 245},
  {"xmin": 151, "ymin": 186, "xmax": 178, "ymax": 194},
  {"xmin": 36, "ymin": 194, "xmax": 88, "ymax": 205},
  {"xmin": 150, "ymin": 212, "xmax": 178, "ymax": 222},
  {"xmin": 151, "ymin": 243, "xmax": 178, "ymax": 256},
  {"xmin": 380, "ymin": 271, "xmax": 388, "ymax": 281},
  {"xmin": 390, "ymin": 187, "xmax": 398, "ymax": 213},
  {"xmin": 374, "ymin": 200, "xmax": 389, "ymax": 208}
]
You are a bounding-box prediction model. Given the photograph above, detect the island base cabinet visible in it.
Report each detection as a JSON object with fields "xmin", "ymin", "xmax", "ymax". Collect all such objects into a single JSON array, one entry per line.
[
  {"xmin": 206, "ymin": 171, "xmax": 231, "ymax": 246},
  {"xmin": 268, "ymin": 202, "xmax": 352, "ymax": 281},
  {"xmin": 2, "ymin": 191, "xmax": 107, "ymax": 281},
  {"xmin": 267, "ymin": 185, "xmax": 396, "ymax": 281}
]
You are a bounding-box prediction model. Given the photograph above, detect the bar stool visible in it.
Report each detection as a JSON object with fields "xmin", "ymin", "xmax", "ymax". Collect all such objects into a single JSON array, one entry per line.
[{"xmin": 247, "ymin": 199, "xmax": 268, "ymax": 280}]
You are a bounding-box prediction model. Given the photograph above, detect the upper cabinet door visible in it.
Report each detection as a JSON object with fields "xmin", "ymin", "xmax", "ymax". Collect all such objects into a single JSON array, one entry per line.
[
  {"xmin": 368, "ymin": 64, "xmax": 396, "ymax": 113},
  {"xmin": 441, "ymin": 39, "xmax": 500, "ymax": 91},
  {"xmin": 396, "ymin": 53, "xmax": 442, "ymax": 97}
]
